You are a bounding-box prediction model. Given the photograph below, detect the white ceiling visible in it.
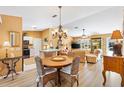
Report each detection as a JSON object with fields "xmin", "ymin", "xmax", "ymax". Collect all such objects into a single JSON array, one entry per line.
[
  {"xmin": 66, "ymin": 6, "xmax": 124, "ymax": 36},
  {"xmin": 0, "ymin": 6, "xmax": 112, "ymax": 31}
]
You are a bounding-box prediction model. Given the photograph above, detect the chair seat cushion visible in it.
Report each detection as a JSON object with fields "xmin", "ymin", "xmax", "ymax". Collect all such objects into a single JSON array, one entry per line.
[
  {"xmin": 36, "ymin": 67, "xmax": 56, "ymax": 82},
  {"xmin": 44, "ymin": 68, "xmax": 57, "ymax": 75},
  {"xmin": 60, "ymin": 65, "xmax": 72, "ymax": 74}
]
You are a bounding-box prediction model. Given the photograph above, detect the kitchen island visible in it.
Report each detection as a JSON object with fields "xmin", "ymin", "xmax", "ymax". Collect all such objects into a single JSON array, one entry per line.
[{"xmin": 40, "ymin": 49, "xmax": 60, "ymax": 58}]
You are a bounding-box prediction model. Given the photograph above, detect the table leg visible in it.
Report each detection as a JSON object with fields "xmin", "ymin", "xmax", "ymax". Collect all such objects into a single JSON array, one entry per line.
[
  {"xmin": 57, "ymin": 68, "xmax": 61, "ymax": 87},
  {"xmin": 11, "ymin": 59, "xmax": 19, "ymax": 80},
  {"xmin": 4, "ymin": 69, "xmax": 11, "ymax": 79},
  {"xmin": 3, "ymin": 62, "xmax": 11, "ymax": 79},
  {"xmin": 102, "ymin": 70, "xmax": 106, "ymax": 86},
  {"xmin": 13, "ymin": 60, "xmax": 19, "ymax": 75},
  {"xmin": 121, "ymin": 74, "xmax": 124, "ymax": 87},
  {"xmin": 2, "ymin": 58, "xmax": 20, "ymax": 80}
]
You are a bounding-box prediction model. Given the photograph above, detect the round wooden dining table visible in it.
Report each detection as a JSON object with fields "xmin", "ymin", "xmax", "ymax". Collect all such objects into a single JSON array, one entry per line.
[{"xmin": 42, "ymin": 55, "xmax": 73, "ymax": 86}]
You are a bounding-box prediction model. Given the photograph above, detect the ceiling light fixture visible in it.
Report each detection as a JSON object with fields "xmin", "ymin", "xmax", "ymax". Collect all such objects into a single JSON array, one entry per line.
[
  {"xmin": 74, "ymin": 27, "xmax": 78, "ymax": 29},
  {"xmin": 32, "ymin": 25, "xmax": 37, "ymax": 30},
  {"xmin": 82, "ymin": 29, "xmax": 87, "ymax": 39},
  {"xmin": 52, "ymin": 14, "xmax": 57, "ymax": 18},
  {"xmin": 52, "ymin": 6, "xmax": 67, "ymax": 49}
]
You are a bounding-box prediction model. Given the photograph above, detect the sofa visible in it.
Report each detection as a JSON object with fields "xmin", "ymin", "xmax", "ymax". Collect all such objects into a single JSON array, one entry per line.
[
  {"xmin": 86, "ymin": 49, "xmax": 102, "ymax": 63},
  {"xmin": 72, "ymin": 49, "xmax": 90, "ymax": 63}
]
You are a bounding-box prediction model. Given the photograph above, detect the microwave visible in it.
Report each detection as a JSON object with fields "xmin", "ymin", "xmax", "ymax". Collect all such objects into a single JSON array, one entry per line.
[{"xmin": 23, "ymin": 40, "xmax": 29, "ymax": 45}]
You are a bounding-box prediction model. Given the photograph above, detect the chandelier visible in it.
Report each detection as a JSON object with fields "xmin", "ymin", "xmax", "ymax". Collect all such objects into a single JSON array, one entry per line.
[{"xmin": 52, "ymin": 6, "xmax": 67, "ymax": 48}]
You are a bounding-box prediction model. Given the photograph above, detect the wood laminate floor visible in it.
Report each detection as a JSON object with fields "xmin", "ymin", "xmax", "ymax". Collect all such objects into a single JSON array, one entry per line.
[{"xmin": 0, "ymin": 61, "xmax": 122, "ymax": 87}]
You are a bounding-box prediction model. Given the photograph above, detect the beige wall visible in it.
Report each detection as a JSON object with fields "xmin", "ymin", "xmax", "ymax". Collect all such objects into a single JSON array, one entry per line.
[
  {"xmin": 23, "ymin": 31, "xmax": 43, "ymax": 39},
  {"xmin": 40, "ymin": 29, "xmax": 50, "ymax": 40},
  {"xmin": 24, "ymin": 29, "xmax": 50, "ymax": 39},
  {"xmin": 24, "ymin": 29, "xmax": 73, "ymax": 49},
  {"xmin": 0, "ymin": 14, "xmax": 22, "ymax": 75}
]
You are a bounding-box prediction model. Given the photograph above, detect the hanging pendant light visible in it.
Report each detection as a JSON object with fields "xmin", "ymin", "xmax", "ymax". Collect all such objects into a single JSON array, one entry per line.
[
  {"xmin": 82, "ymin": 29, "xmax": 87, "ymax": 39},
  {"xmin": 52, "ymin": 6, "xmax": 68, "ymax": 48}
]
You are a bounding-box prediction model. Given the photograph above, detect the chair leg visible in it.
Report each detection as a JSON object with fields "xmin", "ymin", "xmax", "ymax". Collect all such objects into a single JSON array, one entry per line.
[
  {"xmin": 37, "ymin": 82, "xmax": 45, "ymax": 87},
  {"xmin": 71, "ymin": 82, "xmax": 73, "ymax": 87},
  {"xmin": 71, "ymin": 78, "xmax": 74, "ymax": 87},
  {"xmin": 37, "ymin": 82, "xmax": 39, "ymax": 87},
  {"xmin": 43, "ymin": 84, "xmax": 45, "ymax": 87},
  {"xmin": 76, "ymin": 79, "xmax": 79, "ymax": 86},
  {"xmin": 77, "ymin": 75, "xmax": 79, "ymax": 86},
  {"xmin": 70, "ymin": 76, "xmax": 79, "ymax": 87},
  {"xmin": 54, "ymin": 79, "xmax": 57, "ymax": 86},
  {"xmin": 49, "ymin": 80, "xmax": 55, "ymax": 87}
]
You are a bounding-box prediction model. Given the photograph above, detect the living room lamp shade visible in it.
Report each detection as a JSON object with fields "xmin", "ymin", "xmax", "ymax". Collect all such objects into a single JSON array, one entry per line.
[
  {"xmin": 111, "ymin": 30, "xmax": 123, "ymax": 39},
  {"xmin": 3, "ymin": 41, "xmax": 10, "ymax": 58},
  {"xmin": 3, "ymin": 41, "xmax": 10, "ymax": 47}
]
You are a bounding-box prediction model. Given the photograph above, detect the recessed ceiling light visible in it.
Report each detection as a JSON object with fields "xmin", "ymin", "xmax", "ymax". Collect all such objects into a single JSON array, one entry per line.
[
  {"xmin": 74, "ymin": 27, "xmax": 78, "ymax": 29},
  {"xmin": 52, "ymin": 14, "xmax": 58, "ymax": 18},
  {"xmin": 32, "ymin": 25, "xmax": 37, "ymax": 29}
]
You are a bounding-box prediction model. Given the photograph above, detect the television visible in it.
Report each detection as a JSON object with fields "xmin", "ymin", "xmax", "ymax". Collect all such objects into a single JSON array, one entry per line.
[{"xmin": 71, "ymin": 43, "xmax": 80, "ymax": 49}]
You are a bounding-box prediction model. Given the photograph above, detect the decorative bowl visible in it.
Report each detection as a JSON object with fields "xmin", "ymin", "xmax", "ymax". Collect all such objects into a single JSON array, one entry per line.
[{"xmin": 51, "ymin": 56, "xmax": 66, "ymax": 62}]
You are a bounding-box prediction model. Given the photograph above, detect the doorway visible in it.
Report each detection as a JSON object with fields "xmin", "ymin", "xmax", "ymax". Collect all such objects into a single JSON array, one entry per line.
[{"xmin": 23, "ymin": 38, "xmax": 42, "ymax": 71}]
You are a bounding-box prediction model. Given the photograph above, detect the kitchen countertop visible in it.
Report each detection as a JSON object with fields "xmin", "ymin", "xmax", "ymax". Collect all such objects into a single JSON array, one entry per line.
[{"xmin": 40, "ymin": 49, "xmax": 60, "ymax": 52}]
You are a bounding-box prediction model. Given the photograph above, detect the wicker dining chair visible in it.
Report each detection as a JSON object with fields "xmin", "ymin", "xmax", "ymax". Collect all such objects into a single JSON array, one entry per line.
[
  {"xmin": 67, "ymin": 51, "xmax": 75, "ymax": 57},
  {"xmin": 0, "ymin": 62, "xmax": 5, "ymax": 77},
  {"xmin": 35, "ymin": 56, "xmax": 57, "ymax": 87},
  {"xmin": 60, "ymin": 56, "xmax": 80, "ymax": 87}
]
